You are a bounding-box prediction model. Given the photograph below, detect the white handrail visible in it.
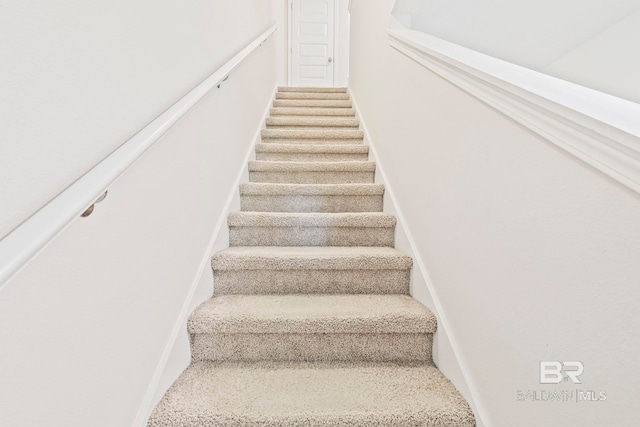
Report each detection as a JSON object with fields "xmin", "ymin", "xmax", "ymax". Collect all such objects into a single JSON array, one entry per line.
[
  {"xmin": 0, "ymin": 25, "xmax": 278, "ymax": 289},
  {"xmin": 389, "ymin": 29, "xmax": 640, "ymax": 194}
]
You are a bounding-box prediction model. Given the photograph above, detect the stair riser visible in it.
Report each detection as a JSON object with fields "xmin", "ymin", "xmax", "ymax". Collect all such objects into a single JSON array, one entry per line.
[
  {"xmin": 270, "ymin": 108, "xmax": 356, "ymax": 116},
  {"xmin": 266, "ymin": 125, "xmax": 360, "ymax": 131},
  {"xmin": 274, "ymin": 100, "xmax": 352, "ymax": 108},
  {"xmin": 261, "ymin": 138, "xmax": 364, "ymax": 145},
  {"xmin": 250, "ymin": 171, "xmax": 374, "ymax": 184},
  {"xmin": 255, "ymin": 152, "xmax": 369, "ymax": 162},
  {"xmin": 276, "ymin": 93, "xmax": 350, "ymax": 100},
  {"xmin": 191, "ymin": 333, "xmax": 432, "ymax": 362},
  {"xmin": 149, "ymin": 84, "xmax": 475, "ymax": 427},
  {"xmin": 240, "ymin": 194, "xmax": 383, "ymax": 213},
  {"xmin": 213, "ymin": 269, "xmax": 410, "ymax": 295},
  {"xmin": 229, "ymin": 226, "xmax": 394, "ymax": 247},
  {"xmin": 266, "ymin": 120, "xmax": 359, "ymax": 127},
  {"xmin": 278, "ymin": 87, "xmax": 348, "ymax": 93},
  {"xmin": 262, "ymin": 129, "xmax": 364, "ymax": 140}
]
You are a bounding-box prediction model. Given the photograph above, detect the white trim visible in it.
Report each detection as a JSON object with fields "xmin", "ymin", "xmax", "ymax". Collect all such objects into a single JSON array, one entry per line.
[
  {"xmin": 132, "ymin": 85, "xmax": 277, "ymax": 427},
  {"xmin": 288, "ymin": 0, "xmax": 337, "ymax": 88},
  {"xmin": 389, "ymin": 29, "xmax": 640, "ymax": 195},
  {"xmin": 287, "ymin": 0, "xmax": 292, "ymax": 86},
  {"xmin": 0, "ymin": 25, "xmax": 278, "ymax": 290},
  {"xmin": 333, "ymin": 1, "xmax": 338, "ymax": 86},
  {"xmin": 350, "ymin": 89, "xmax": 490, "ymax": 427}
]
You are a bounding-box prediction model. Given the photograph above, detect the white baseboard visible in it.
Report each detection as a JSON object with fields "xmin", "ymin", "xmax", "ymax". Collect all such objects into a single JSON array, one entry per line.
[
  {"xmin": 133, "ymin": 85, "xmax": 277, "ymax": 427},
  {"xmin": 350, "ymin": 89, "xmax": 488, "ymax": 427}
]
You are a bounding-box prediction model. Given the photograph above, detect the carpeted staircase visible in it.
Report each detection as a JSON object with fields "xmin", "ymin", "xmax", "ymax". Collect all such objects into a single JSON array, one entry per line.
[{"xmin": 148, "ymin": 87, "xmax": 475, "ymax": 426}]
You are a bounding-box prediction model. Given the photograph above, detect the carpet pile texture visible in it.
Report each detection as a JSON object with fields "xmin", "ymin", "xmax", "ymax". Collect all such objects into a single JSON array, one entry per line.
[{"xmin": 148, "ymin": 87, "xmax": 475, "ymax": 426}]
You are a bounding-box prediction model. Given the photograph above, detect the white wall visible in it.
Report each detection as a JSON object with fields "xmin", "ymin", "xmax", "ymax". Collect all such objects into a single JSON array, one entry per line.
[
  {"xmin": 391, "ymin": 0, "xmax": 640, "ymax": 103},
  {"xmin": 391, "ymin": 0, "xmax": 639, "ymax": 70},
  {"xmin": 335, "ymin": 0, "xmax": 351, "ymax": 86},
  {"xmin": 350, "ymin": 1, "xmax": 640, "ymax": 426},
  {"xmin": 0, "ymin": 2, "xmax": 283, "ymax": 426},
  {"xmin": 0, "ymin": 0, "xmax": 275, "ymax": 239},
  {"xmin": 273, "ymin": 1, "xmax": 290, "ymax": 86},
  {"xmin": 544, "ymin": 9, "xmax": 640, "ymax": 104}
]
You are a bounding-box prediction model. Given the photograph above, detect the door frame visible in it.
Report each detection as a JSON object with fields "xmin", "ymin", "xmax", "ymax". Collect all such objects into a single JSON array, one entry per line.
[{"xmin": 288, "ymin": 0, "xmax": 339, "ymax": 87}]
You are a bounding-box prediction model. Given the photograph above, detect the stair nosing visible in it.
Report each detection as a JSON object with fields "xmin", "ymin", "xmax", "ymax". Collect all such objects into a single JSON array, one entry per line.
[
  {"xmin": 278, "ymin": 86, "xmax": 348, "ymax": 93},
  {"xmin": 249, "ymin": 160, "xmax": 375, "ymax": 172},
  {"xmin": 262, "ymin": 129, "xmax": 364, "ymax": 139},
  {"xmin": 212, "ymin": 246, "xmax": 413, "ymax": 271},
  {"xmin": 254, "ymin": 143, "xmax": 369, "ymax": 154},
  {"xmin": 227, "ymin": 212, "xmax": 396, "ymax": 228},
  {"xmin": 239, "ymin": 183, "xmax": 384, "ymax": 196},
  {"xmin": 188, "ymin": 294, "xmax": 436, "ymax": 335},
  {"xmin": 149, "ymin": 361, "xmax": 475, "ymax": 427},
  {"xmin": 270, "ymin": 108, "xmax": 356, "ymax": 116}
]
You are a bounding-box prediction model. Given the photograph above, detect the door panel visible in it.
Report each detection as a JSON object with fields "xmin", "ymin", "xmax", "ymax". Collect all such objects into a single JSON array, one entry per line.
[
  {"xmin": 300, "ymin": 66, "xmax": 327, "ymax": 79},
  {"xmin": 300, "ymin": 44, "xmax": 327, "ymax": 57},
  {"xmin": 291, "ymin": 0, "xmax": 335, "ymax": 87}
]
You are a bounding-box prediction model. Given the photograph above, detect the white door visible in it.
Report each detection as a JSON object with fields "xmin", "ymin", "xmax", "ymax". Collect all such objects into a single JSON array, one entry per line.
[{"xmin": 290, "ymin": 0, "xmax": 335, "ymax": 87}]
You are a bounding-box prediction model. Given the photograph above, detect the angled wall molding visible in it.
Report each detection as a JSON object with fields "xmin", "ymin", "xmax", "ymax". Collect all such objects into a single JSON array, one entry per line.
[{"xmin": 389, "ymin": 29, "xmax": 640, "ymax": 195}]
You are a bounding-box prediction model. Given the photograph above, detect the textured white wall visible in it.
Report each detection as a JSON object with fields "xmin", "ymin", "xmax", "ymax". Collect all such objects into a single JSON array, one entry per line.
[
  {"xmin": 391, "ymin": 0, "xmax": 640, "ymax": 70},
  {"xmin": 0, "ymin": 0, "xmax": 275, "ymax": 239},
  {"xmin": 335, "ymin": 0, "xmax": 351, "ymax": 86},
  {"xmin": 544, "ymin": 9, "xmax": 640, "ymax": 104},
  {"xmin": 350, "ymin": 1, "xmax": 640, "ymax": 426},
  {"xmin": 0, "ymin": 2, "xmax": 283, "ymax": 426},
  {"xmin": 273, "ymin": 0, "xmax": 290, "ymax": 86}
]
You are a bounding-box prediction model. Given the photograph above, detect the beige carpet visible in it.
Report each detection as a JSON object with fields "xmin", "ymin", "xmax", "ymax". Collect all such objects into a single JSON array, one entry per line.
[{"xmin": 148, "ymin": 87, "xmax": 475, "ymax": 426}]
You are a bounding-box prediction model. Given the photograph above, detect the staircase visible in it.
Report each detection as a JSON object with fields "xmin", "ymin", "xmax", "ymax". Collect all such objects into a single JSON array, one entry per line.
[{"xmin": 148, "ymin": 87, "xmax": 475, "ymax": 426}]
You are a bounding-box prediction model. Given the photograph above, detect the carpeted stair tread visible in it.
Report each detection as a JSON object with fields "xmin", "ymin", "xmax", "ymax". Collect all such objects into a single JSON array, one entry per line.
[
  {"xmin": 228, "ymin": 212, "xmax": 395, "ymax": 228},
  {"xmin": 270, "ymin": 107, "xmax": 356, "ymax": 116},
  {"xmin": 266, "ymin": 126, "xmax": 363, "ymax": 132},
  {"xmin": 240, "ymin": 183, "xmax": 383, "ymax": 196},
  {"xmin": 188, "ymin": 294, "xmax": 436, "ymax": 334},
  {"xmin": 148, "ymin": 85, "xmax": 476, "ymax": 426},
  {"xmin": 212, "ymin": 246, "xmax": 412, "ymax": 270},
  {"xmin": 147, "ymin": 361, "xmax": 475, "ymax": 427},
  {"xmin": 187, "ymin": 293, "xmax": 431, "ymax": 363},
  {"xmin": 276, "ymin": 92, "xmax": 350, "ymax": 100},
  {"xmin": 249, "ymin": 161, "xmax": 375, "ymax": 172},
  {"xmin": 266, "ymin": 116, "xmax": 359, "ymax": 127},
  {"xmin": 255, "ymin": 143, "xmax": 368, "ymax": 154},
  {"xmin": 259, "ymin": 138, "xmax": 366, "ymax": 145},
  {"xmin": 249, "ymin": 161, "xmax": 376, "ymax": 184},
  {"xmin": 239, "ymin": 183, "xmax": 383, "ymax": 212},
  {"xmin": 254, "ymin": 143, "xmax": 369, "ymax": 160},
  {"xmin": 211, "ymin": 247, "xmax": 411, "ymax": 295},
  {"xmin": 262, "ymin": 128, "xmax": 364, "ymax": 140},
  {"xmin": 249, "ymin": 160, "xmax": 375, "ymax": 182},
  {"xmin": 278, "ymin": 86, "xmax": 348, "ymax": 93},
  {"xmin": 227, "ymin": 213, "xmax": 396, "ymax": 247},
  {"xmin": 273, "ymin": 99, "xmax": 353, "ymax": 108}
]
